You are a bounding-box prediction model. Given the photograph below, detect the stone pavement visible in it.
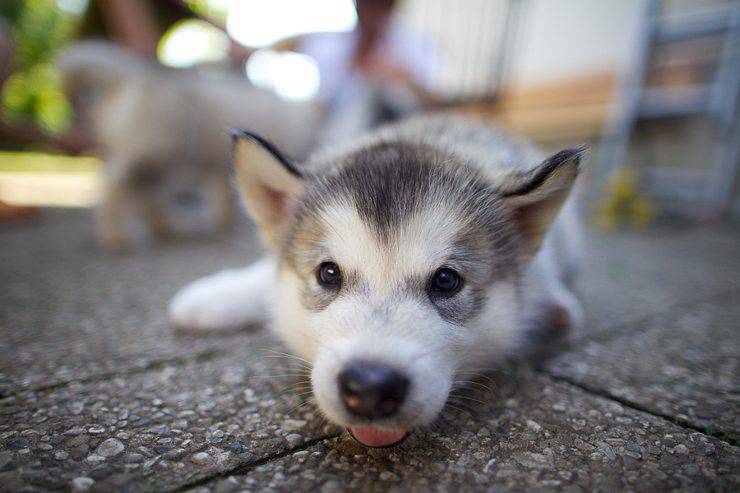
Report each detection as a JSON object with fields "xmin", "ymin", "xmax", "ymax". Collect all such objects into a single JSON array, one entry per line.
[{"xmin": 1, "ymin": 209, "xmax": 738, "ymax": 492}]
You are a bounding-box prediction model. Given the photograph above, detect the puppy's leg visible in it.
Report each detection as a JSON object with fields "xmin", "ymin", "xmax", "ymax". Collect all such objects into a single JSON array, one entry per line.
[
  {"xmin": 97, "ymin": 166, "xmax": 130, "ymax": 251},
  {"xmin": 212, "ymin": 174, "xmax": 235, "ymax": 232},
  {"xmin": 169, "ymin": 257, "xmax": 275, "ymax": 331},
  {"xmin": 528, "ymin": 232, "xmax": 584, "ymax": 341},
  {"xmin": 543, "ymin": 284, "xmax": 584, "ymax": 338},
  {"xmin": 142, "ymin": 190, "xmax": 173, "ymax": 240}
]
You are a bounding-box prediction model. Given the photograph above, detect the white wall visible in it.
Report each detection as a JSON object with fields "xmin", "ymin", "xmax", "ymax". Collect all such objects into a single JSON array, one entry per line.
[
  {"xmin": 510, "ymin": 0, "xmax": 644, "ymax": 89},
  {"xmin": 397, "ymin": 0, "xmax": 646, "ymax": 94}
]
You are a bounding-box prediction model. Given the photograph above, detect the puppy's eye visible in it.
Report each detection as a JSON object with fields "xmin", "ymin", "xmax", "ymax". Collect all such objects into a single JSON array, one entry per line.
[
  {"xmin": 317, "ymin": 261, "xmax": 341, "ymax": 287},
  {"xmin": 430, "ymin": 267, "xmax": 462, "ymax": 295}
]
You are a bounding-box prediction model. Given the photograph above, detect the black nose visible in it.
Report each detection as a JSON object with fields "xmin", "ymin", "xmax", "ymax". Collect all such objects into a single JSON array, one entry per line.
[
  {"xmin": 338, "ymin": 361, "xmax": 410, "ymax": 419},
  {"xmin": 173, "ymin": 189, "xmax": 202, "ymax": 208}
]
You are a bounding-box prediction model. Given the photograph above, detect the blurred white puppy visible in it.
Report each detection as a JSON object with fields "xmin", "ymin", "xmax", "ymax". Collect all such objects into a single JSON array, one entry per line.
[{"xmin": 58, "ymin": 41, "xmax": 319, "ymax": 250}]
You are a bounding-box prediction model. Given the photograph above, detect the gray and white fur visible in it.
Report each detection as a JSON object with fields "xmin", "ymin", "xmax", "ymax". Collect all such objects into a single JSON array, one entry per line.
[{"xmin": 169, "ymin": 114, "xmax": 584, "ymax": 441}]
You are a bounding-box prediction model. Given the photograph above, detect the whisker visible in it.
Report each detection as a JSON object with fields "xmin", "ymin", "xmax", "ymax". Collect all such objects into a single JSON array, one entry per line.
[
  {"xmin": 251, "ymin": 355, "xmax": 313, "ymax": 369},
  {"xmin": 285, "ymin": 396, "xmax": 317, "ymax": 417},
  {"xmin": 448, "ymin": 393, "xmax": 488, "ymax": 406},
  {"xmin": 452, "ymin": 380, "xmax": 494, "ymax": 393},
  {"xmin": 454, "ymin": 372, "xmax": 497, "ymax": 386},
  {"xmin": 248, "ymin": 374, "xmax": 312, "ymax": 379},
  {"xmin": 441, "ymin": 402, "xmax": 475, "ymax": 418},
  {"xmin": 271, "ymin": 382, "xmax": 313, "ymax": 400},
  {"xmin": 254, "ymin": 348, "xmax": 313, "ymax": 367}
]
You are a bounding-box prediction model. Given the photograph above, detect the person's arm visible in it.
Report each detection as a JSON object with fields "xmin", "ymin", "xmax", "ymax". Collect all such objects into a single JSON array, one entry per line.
[{"xmin": 355, "ymin": 52, "xmax": 438, "ymax": 106}]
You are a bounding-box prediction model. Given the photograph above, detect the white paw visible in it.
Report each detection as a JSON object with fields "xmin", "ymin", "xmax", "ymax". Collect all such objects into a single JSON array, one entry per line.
[
  {"xmin": 551, "ymin": 286, "xmax": 584, "ymax": 331},
  {"xmin": 168, "ymin": 260, "xmax": 274, "ymax": 331}
]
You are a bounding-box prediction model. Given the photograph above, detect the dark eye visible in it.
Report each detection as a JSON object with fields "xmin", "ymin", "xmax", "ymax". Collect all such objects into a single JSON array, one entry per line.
[
  {"xmin": 317, "ymin": 261, "xmax": 342, "ymax": 287},
  {"xmin": 430, "ymin": 267, "xmax": 463, "ymax": 295}
]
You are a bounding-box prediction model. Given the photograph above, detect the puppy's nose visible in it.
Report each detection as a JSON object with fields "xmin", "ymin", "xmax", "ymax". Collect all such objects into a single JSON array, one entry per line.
[{"xmin": 338, "ymin": 361, "xmax": 409, "ymax": 419}]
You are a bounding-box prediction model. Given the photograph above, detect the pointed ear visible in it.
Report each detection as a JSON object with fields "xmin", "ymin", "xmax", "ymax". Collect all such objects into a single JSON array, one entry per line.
[
  {"xmin": 500, "ymin": 146, "xmax": 586, "ymax": 257},
  {"xmin": 231, "ymin": 130, "xmax": 305, "ymax": 250}
]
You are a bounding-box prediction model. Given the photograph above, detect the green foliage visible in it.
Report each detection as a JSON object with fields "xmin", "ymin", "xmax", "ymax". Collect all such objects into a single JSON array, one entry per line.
[
  {"xmin": 184, "ymin": 0, "xmax": 229, "ymax": 25},
  {"xmin": 0, "ymin": 1, "xmax": 24, "ymax": 24},
  {"xmin": 1, "ymin": 0, "xmax": 85, "ymax": 135}
]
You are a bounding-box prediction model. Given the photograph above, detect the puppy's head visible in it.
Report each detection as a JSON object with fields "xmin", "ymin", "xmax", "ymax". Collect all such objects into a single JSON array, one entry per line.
[{"xmin": 232, "ymin": 130, "xmax": 582, "ymax": 447}]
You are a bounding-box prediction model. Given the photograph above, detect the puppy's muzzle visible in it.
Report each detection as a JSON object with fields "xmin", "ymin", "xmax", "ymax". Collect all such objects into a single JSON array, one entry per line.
[{"xmin": 338, "ymin": 360, "xmax": 409, "ymax": 419}]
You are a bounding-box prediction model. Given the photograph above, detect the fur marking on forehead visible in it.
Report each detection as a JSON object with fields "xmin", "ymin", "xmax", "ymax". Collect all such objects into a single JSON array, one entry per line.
[
  {"xmin": 287, "ymin": 142, "xmax": 519, "ymax": 282},
  {"xmin": 318, "ymin": 202, "xmax": 469, "ymax": 284},
  {"xmin": 315, "ymin": 142, "xmax": 500, "ymax": 238}
]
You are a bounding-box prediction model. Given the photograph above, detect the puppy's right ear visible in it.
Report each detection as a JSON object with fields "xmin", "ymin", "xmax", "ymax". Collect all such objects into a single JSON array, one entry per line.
[
  {"xmin": 500, "ymin": 147, "xmax": 585, "ymax": 258},
  {"xmin": 232, "ymin": 131, "xmax": 305, "ymax": 250}
]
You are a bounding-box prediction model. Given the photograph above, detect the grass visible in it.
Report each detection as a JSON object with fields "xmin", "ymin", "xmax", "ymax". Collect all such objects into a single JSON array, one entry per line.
[
  {"xmin": 0, "ymin": 151, "xmax": 101, "ymax": 207},
  {"xmin": 0, "ymin": 151, "xmax": 100, "ymax": 173}
]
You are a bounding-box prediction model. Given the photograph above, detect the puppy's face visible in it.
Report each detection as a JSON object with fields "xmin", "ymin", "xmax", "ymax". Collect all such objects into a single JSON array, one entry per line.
[{"xmin": 233, "ymin": 131, "xmax": 581, "ymax": 447}]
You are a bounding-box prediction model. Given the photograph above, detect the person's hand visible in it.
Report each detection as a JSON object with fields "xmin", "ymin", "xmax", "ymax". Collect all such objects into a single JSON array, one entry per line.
[
  {"xmin": 228, "ymin": 40, "xmax": 256, "ymax": 67},
  {"xmin": 356, "ymin": 54, "xmax": 413, "ymax": 85}
]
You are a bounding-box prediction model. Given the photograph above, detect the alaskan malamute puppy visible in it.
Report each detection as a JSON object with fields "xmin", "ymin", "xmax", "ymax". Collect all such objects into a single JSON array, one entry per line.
[
  {"xmin": 58, "ymin": 41, "xmax": 317, "ymax": 250},
  {"xmin": 170, "ymin": 115, "xmax": 584, "ymax": 447}
]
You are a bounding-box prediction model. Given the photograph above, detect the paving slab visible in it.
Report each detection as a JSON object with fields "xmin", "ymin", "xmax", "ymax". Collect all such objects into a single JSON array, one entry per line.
[
  {"xmin": 576, "ymin": 225, "xmax": 740, "ymax": 341},
  {"xmin": 3, "ymin": 360, "xmax": 737, "ymax": 492},
  {"xmin": 2, "ymin": 209, "xmax": 739, "ymax": 491},
  {"xmin": 0, "ymin": 209, "xmax": 263, "ymax": 393},
  {"xmin": 0, "ymin": 347, "xmax": 336, "ymax": 492},
  {"xmin": 3, "ymin": 211, "xmax": 738, "ymax": 395},
  {"xmin": 186, "ymin": 371, "xmax": 739, "ymax": 492},
  {"xmin": 542, "ymin": 292, "xmax": 740, "ymax": 442}
]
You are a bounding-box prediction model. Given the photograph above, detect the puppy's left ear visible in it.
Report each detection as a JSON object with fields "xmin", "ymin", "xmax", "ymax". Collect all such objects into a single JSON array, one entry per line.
[
  {"xmin": 500, "ymin": 146, "xmax": 586, "ymax": 257},
  {"xmin": 231, "ymin": 131, "xmax": 305, "ymax": 251}
]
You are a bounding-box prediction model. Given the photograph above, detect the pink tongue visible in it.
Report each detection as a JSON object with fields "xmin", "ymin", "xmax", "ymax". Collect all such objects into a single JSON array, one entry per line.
[{"xmin": 349, "ymin": 426, "xmax": 407, "ymax": 448}]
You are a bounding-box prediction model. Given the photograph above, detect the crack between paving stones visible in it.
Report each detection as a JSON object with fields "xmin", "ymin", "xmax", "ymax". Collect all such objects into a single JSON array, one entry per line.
[
  {"xmin": 544, "ymin": 373, "xmax": 738, "ymax": 447},
  {"xmin": 561, "ymin": 286, "xmax": 740, "ymax": 354},
  {"xmin": 6, "ymin": 286, "xmax": 732, "ymax": 399},
  {"xmin": 3, "ymin": 281, "xmax": 734, "ymax": 486},
  {"xmin": 534, "ymin": 287, "xmax": 740, "ymax": 447},
  {"xmin": 2, "ymin": 348, "xmax": 224, "ymax": 398},
  {"xmin": 172, "ymin": 432, "xmax": 341, "ymax": 492},
  {"xmin": 176, "ymin": 365, "xmax": 735, "ymax": 493}
]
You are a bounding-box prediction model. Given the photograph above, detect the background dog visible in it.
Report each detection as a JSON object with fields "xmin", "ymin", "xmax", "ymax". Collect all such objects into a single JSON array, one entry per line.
[{"xmin": 58, "ymin": 41, "xmax": 320, "ymax": 250}]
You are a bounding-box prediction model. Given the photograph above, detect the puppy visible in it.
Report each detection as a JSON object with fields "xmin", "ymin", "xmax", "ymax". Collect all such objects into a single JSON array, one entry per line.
[
  {"xmin": 169, "ymin": 115, "xmax": 584, "ymax": 447},
  {"xmin": 58, "ymin": 41, "xmax": 318, "ymax": 250}
]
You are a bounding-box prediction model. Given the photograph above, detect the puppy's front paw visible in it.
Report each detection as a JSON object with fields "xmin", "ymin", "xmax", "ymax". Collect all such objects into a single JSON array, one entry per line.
[
  {"xmin": 543, "ymin": 288, "xmax": 584, "ymax": 340},
  {"xmin": 168, "ymin": 269, "xmax": 264, "ymax": 332}
]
